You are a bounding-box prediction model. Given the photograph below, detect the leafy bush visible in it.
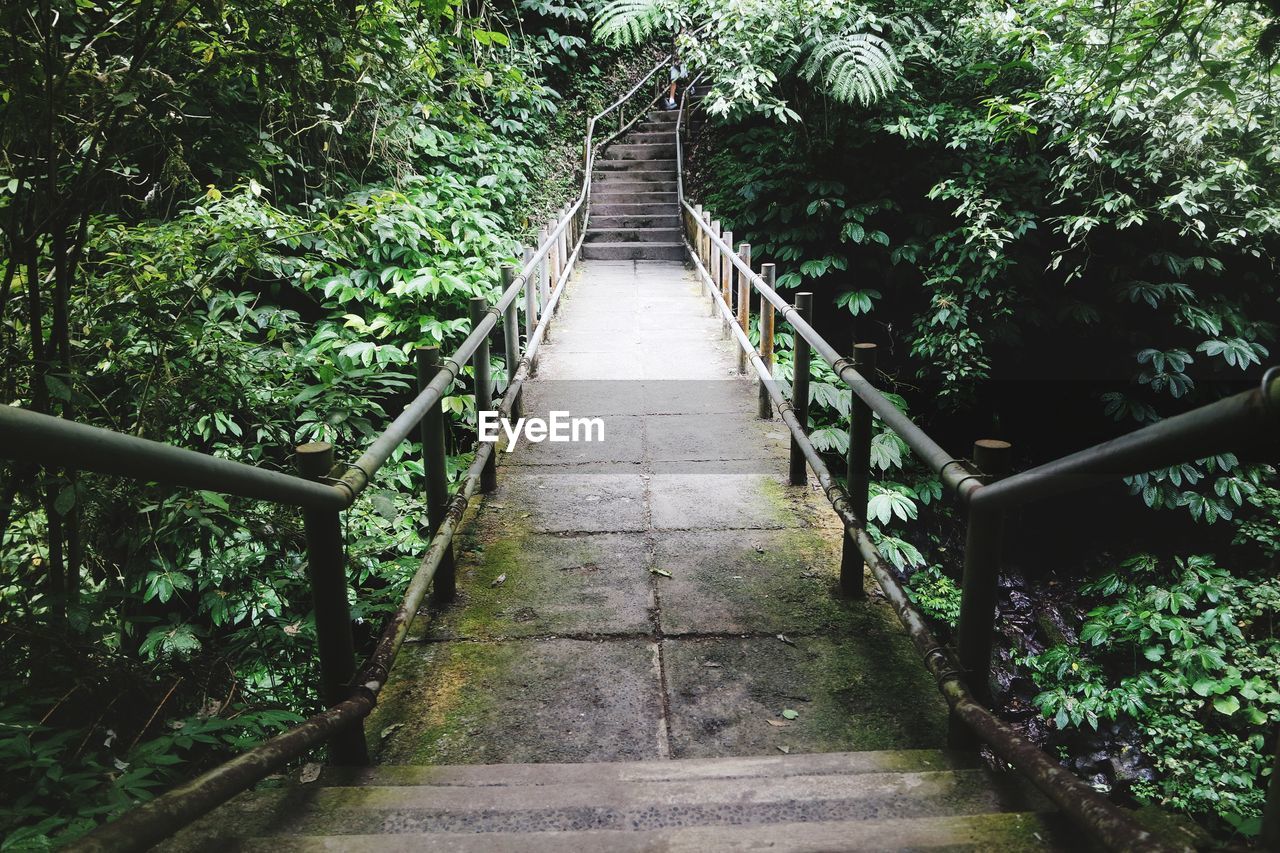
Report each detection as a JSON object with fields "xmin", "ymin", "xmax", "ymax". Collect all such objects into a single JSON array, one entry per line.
[
  {"xmin": 0, "ymin": 0, "xmax": 631, "ymax": 842},
  {"xmin": 1026, "ymin": 555, "xmax": 1280, "ymax": 830}
]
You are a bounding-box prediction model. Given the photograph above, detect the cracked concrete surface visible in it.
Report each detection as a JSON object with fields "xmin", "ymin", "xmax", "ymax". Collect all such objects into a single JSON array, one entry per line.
[{"xmin": 368, "ymin": 260, "xmax": 949, "ymax": 765}]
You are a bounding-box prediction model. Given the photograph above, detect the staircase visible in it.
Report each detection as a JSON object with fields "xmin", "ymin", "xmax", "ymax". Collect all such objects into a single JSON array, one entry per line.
[
  {"xmin": 582, "ymin": 108, "xmax": 682, "ymax": 261},
  {"xmin": 165, "ymin": 750, "xmax": 1070, "ymax": 850}
]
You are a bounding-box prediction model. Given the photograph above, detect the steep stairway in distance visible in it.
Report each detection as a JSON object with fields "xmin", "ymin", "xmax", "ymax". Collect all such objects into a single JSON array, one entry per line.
[
  {"xmin": 165, "ymin": 750, "xmax": 1071, "ymax": 850},
  {"xmin": 582, "ymin": 108, "xmax": 682, "ymax": 261}
]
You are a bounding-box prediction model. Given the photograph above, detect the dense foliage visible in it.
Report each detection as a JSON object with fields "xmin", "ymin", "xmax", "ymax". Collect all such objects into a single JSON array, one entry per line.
[
  {"xmin": 2, "ymin": 0, "xmax": 1277, "ymax": 842},
  {"xmin": 0, "ymin": 0, "xmax": 651, "ymax": 843},
  {"xmin": 642, "ymin": 0, "xmax": 1280, "ymax": 840}
]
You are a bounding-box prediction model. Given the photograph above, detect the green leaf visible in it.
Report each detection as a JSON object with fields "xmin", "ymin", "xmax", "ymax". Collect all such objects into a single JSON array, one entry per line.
[
  {"xmin": 780, "ymin": 709, "xmax": 799, "ymax": 720},
  {"xmin": 54, "ymin": 486, "xmax": 76, "ymax": 516},
  {"xmin": 198, "ymin": 490, "xmax": 230, "ymax": 511},
  {"xmin": 371, "ymin": 491, "xmax": 398, "ymax": 521},
  {"xmin": 45, "ymin": 374, "xmax": 73, "ymax": 401},
  {"xmin": 1212, "ymin": 695, "xmax": 1240, "ymax": 716}
]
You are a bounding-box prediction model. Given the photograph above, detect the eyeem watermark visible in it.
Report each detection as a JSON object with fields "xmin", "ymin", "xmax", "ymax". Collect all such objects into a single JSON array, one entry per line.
[{"xmin": 479, "ymin": 410, "xmax": 605, "ymax": 451}]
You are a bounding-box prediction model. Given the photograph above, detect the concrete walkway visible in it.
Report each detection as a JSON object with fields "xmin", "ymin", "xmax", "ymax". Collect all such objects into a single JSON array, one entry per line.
[{"xmin": 367, "ymin": 260, "xmax": 949, "ymax": 765}]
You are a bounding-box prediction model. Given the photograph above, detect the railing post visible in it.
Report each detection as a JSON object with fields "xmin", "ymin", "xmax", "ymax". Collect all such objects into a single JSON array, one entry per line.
[
  {"xmin": 294, "ymin": 442, "xmax": 367, "ymax": 765},
  {"xmin": 501, "ymin": 264, "xmax": 521, "ymax": 420},
  {"xmin": 556, "ymin": 207, "xmax": 569, "ymax": 276},
  {"xmin": 700, "ymin": 214, "xmax": 709, "ymax": 272},
  {"xmin": 538, "ymin": 226, "xmax": 551, "ymax": 321},
  {"xmin": 416, "ymin": 347, "xmax": 455, "ymax": 604},
  {"xmin": 547, "ymin": 218, "xmax": 561, "ymax": 289},
  {"xmin": 692, "ymin": 203, "xmax": 703, "ymax": 254},
  {"xmin": 523, "ymin": 246, "xmax": 537, "ymax": 375},
  {"xmin": 841, "ymin": 342, "xmax": 878, "ymax": 597},
  {"xmin": 737, "ymin": 243, "xmax": 751, "ymax": 373},
  {"xmin": 1264, "ymin": 733, "xmax": 1280, "ymax": 848},
  {"xmin": 720, "ymin": 229, "xmax": 734, "ymax": 335},
  {"xmin": 789, "ymin": 292, "xmax": 813, "ymax": 486},
  {"xmin": 470, "ymin": 296, "xmax": 498, "ymax": 493},
  {"xmin": 951, "ymin": 438, "xmax": 1013, "ymax": 745},
  {"xmin": 758, "ymin": 263, "xmax": 776, "ymax": 419},
  {"xmin": 709, "ymin": 219, "xmax": 721, "ymax": 308}
]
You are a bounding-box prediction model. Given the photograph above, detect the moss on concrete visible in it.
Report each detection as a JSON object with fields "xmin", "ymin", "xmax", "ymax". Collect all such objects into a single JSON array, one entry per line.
[
  {"xmin": 369, "ymin": 637, "xmax": 664, "ymax": 765},
  {"xmin": 663, "ymin": 634, "xmax": 950, "ymax": 758},
  {"xmin": 368, "ymin": 639, "xmax": 507, "ymax": 765}
]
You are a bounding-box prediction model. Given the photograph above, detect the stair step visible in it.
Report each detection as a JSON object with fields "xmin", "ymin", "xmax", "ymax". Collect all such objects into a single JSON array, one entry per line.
[
  {"xmin": 591, "ymin": 198, "xmax": 678, "ymax": 211},
  {"xmin": 163, "ymin": 766, "xmax": 1054, "ymax": 847},
  {"xmin": 581, "ymin": 242, "xmax": 685, "ymax": 261},
  {"xmin": 319, "ymin": 750, "xmax": 980, "ymax": 788},
  {"xmin": 591, "ymin": 182, "xmax": 677, "ymax": 196},
  {"xmin": 589, "ymin": 214, "xmax": 680, "ymax": 229},
  {"xmin": 596, "ymin": 159, "xmax": 677, "ymax": 171},
  {"xmin": 234, "ymin": 812, "xmax": 1068, "ymax": 851},
  {"xmin": 586, "ymin": 225, "xmax": 680, "ymax": 239},
  {"xmin": 646, "ymin": 111, "xmax": 680, "ymax": 123},
  {"xmin": 601, "ymin": 145, "xmax": 676, "ymax": 161},
  {"xmin": 594, "ymin": 170, "xmax": 676, "ymax": 183},
  {"xmin": 622, "ymin": 130, "xmax": 675, "ymax": 142},
  {"xmin": 591, "ymin": 201, "xmax": 678, "ymax": 217},
  {"xmin": 587, "ymin": 228, "xmax": 681, "ymax": 244}
]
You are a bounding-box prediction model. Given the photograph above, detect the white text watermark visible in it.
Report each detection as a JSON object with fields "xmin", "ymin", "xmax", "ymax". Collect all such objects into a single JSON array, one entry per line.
[{"xmin": 478, "ymin": 411, "xmax": 605, "ymax": 451}]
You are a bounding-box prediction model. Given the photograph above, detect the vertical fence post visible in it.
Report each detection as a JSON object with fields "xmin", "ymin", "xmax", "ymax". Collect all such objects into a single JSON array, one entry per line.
[
  {"xmin": 711, "ymin": 217, "xmax": 721, "ymax": 294},
  {"xmin": 951, "ymin": 439, "xmax": 1013, "ymax": 744},
  {"xmin": 470, "ymin": 297, "xmax": 498, "ymax": 493},
  {"xmin": 841, "ymin": 342, "xmax": 878, "ymax": 597},
  {"xmin": 523, "ymin": 246, "xmax": 537, "ymax": 375},
  {"xmin": 547, "ymin": 218, "xmax": 561, "ymax": 289},
  {"xmin": 556, "ymin": 208, "xmax": 569, "ymax": 277},
  {"xmin": 538, "ymin": 227, "xmax": 552, "ymax": 322},
  {"xmin": 789, "ymin": 293, "xmax": 813, "ymax": 486},
  {"xmin": 1264, "ymin": 735, "xmax": 1280, "ymax": 849},
  {"xmin": 736, "ymin": 243, "xmax": 751, "ymax": 374},
  {"xmin": 758, "ymin": 264, "xmax": 776, "ymax": 419},
  {"xmin": 709, "ymin": 219, "xmax": 722, "ymax": 315},
  {"xmin": 416, "ymin": 347, "xmax": 455, "ymax": 604},
  {"xmin": 693, "ymin": 204, "xmax": 703, "ymax": 256},
  {"xmin": 501, "ymin": 264, "xmax": 521, "ymax": 421},
  {"xmin": 699, "ymin": 210, "xmax": 708, "ymax": 264},
  {"xmin": 720, "ymin": 229, "xmax": 734, "ymax": 335},
  {"xmin": 295, "ymin": 442, "xmax": 367, "ymax": 765}
]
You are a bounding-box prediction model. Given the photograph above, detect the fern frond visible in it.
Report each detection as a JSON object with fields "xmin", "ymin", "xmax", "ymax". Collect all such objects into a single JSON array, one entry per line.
[
  {"xmin": 594, "ymin": 0, "xmax": 668, "ymax": 47},
  {"xmin": 799, "ymin": 32, "xmax": 903, "ymax": 106}
]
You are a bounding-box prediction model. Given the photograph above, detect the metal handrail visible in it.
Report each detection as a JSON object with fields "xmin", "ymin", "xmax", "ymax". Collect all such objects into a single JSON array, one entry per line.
[
  {"xmin": 1, "ymin": 62, "xmax": 674, "ymax": 514},
  {"xmin": 63, "ymin": 60, "xmax": 661, "ymax": 853},
  {"xmin": 684, "ymin": 234, "xmax": 1179, "ymax": 853},
  {"xmin": 71, "ymin": 243, "xmax": 589, "ymax": 853},
  {"xmin": 675, "ymin": 82, "xmax": 1277, "ymax": 853}
]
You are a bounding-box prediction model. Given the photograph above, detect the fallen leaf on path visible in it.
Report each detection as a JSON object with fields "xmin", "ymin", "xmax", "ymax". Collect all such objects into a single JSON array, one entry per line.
[
  {"xmin": 776, "ymin": 634, "xmax": 796, "ymax": 646},
  {"xmin": 766, "ymin": 719, "xmax": 789, "ymax": 728},
  {"xmin": 490, "ymin": 573, "xmax": 507, "ymax": 587},
  {"xmin": 781, "ymin": 709, "xmax": 799, "ymax": 720},
  {"xmin": 299, "ymin": 763, "xmax": 322, "ymax": 784},
  {"xmin": 702, "ymin": 661, "xmax": 722, "ymax": 668},
  {"xmin": 650, "ymin": 568, "xmax": 672, "ymax": 578},
  {"xmin": 379, "ymin": 723, "xmax": 404, "ymax": 740},
  {"xmin": 777, "ymin": 745, "xmax": 791, "ymax": 754}
]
